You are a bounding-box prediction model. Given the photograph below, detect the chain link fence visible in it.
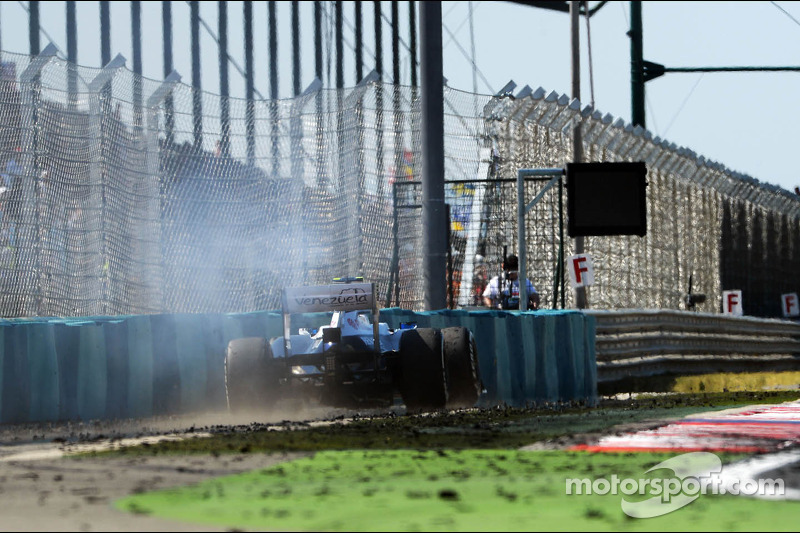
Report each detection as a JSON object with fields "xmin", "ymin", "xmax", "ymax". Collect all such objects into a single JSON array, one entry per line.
[{"xmin": 0, "ymin": 49, "xmax": 798, "ymax": 318}]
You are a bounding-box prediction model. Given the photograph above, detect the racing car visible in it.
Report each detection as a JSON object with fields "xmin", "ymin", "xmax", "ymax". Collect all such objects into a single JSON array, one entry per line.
[{"xmin": 224, "ymin": 278, "xmax": 482, "ymax": 413}]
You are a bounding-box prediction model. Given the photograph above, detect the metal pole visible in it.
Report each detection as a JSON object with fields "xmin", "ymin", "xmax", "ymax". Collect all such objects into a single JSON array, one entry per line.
[
  {"xmin": 66, "ymin": 1, "xmax": 77, "ymax": 107},
  {"xmin": 269, "ymin": 2, "xmax": 278, "ymax": 100},
  {"xmin": 517, "ymin": 169, "xmax": 563, "ymax": 311},
  {"xmin": 268, "ymin": 1, "xmax": 279, "ymax": 175},
  {"xmin": 355, "ymin": 2, "xmax": 363, "ymax": 83},
  {"xmin": 100, "ymin": 1, "xmax": 109, "ymax": 66},
  {"xmin": 468, "ymin": 1, "xmax": 477, "ymax": 95},
  {"xmin": 191, "ymin": 1, "xmax": 202, "ymax": 147},
  {"xmin": 314, "ymin": 2, "xmax": 323, "ymax": 80},
  {"xmin": 336, "ymin": 1, "xmax": 343, "ymax": 88},
  {"xmin": 146, "ymin": 71, "xmax": 180, "ymax": 312},
  {"xmin": 219, "ymin": 1, "xmax": 230, "ymax": 157},
  {"xmin": 313, "ymin": 2, "xmax": 324, "ymax": 186},
  {"xmin": 132, "ymin": 1, "xmax": 143, "ymax": 129},
  {"xmin": 409, "ymin": 1, "xmax": 418, "ymax": 88},
  {"xmin": 29, "ymin": 1, "xmax": 39, "ymax": 56},
  {"xmin": 420, "ymin": 1, "xmax": 446, "ymax": 311},
  {"xmin": 559, "ymin": 176, "xmax": 566, "ymax": 309},
  {"xmin": 571, "ymin": 0, "xmax": 587, "ymax": 309},
  {"xmin": 630, "ymin": 1, "xmax": 644, "ymax": 128},
  {"xmin": 162, "ymin": 1, "xmax": 174, "ymax": 145},
  {"xmin": 65, "ymin": 3, "xmax": 76, "ymax": 59},
  {"xmin": 374, "ymin": 1, "xmax": 383, "ymax": 77},
  {"xmin": 19, "ymin": 45, "xmax": 58, "ymax": 315},
  {"xmin": 87, "ymin": 53, "xmax": 126, "ymax": 315},
  {"xmin": 391, "ymin": 0, "xmax": 403, "ymax": 207},
  {"xmin": 387, "ymin": 181, "xmax": 399, "ymax": 307},
  {"xmin": 392, "ymin": 1, "xmax": 400, "ymax": 85},
  {"xmin": 244, "ymin": 0, "xmax": 255, "ymax": 165},
  {"xmin": 374, "ymin": 1, "xmax": 386, "ymax": 199},
  {"xmin": 291, "ymin": 1, "xmax": 300, "ymax": 96},
  {"xmin": 517, "ymin": 170, "xmax": 526, "ymax": 311}
]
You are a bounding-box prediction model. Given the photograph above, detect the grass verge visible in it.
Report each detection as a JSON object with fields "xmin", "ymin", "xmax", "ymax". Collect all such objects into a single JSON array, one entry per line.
[{"xmin": 115, "ymin": 449, "xmax": 797, "ymax": 532}]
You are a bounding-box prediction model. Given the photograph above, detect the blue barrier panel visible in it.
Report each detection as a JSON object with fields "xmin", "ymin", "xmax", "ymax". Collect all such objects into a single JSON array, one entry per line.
[
  {"xmin": 127, "ymin": 314, "xmax": 154, "ymax": 419},
  {"xmin": 28, "ymin": 323, "xmax": 59, "ymax": 422},
  {"xmin": 2, "ymin": 324, "xmax": 29, "ymax": 423},
  {"xmin": 583, "ymin": 313, "xmax": 598, "ymax": 402},
  {"xmin": 199, "ymin": 313, "xmax": 229, "ymax": 412},
  {"xmin": 555, "ymin": 312, "xmax": 577, "ymax": 402},
  {"xmin": 520, "ymin": 312, "xmax": 538, "ymax": 403},
  {"xmin": 492, "ymin": 311, "xmax": 521, "ymax": 405},
  {"xmin": 54, "ymin": 322, "xmax": 80, "ymax": 421},
  {"xmin": 533, "ymin": 313, "xmax": 559, "ymax": 402},
  {"xmin": 150, "ymin": 314, "xmax": 181, "ymax": 415},
  {"xmin": 221, "ymin": 313, "xmax": 246, "ymax": 350},
  {"xmin": 104, "ymin": 319, "xmax": 129, "ymax": 420},
  {"xmin": 174, "ymin": 314, "xmax": 210, "ymax": 414},
  {"xmin": 77, "ymin": 324, "xmax": 107, "ymax": 421}
]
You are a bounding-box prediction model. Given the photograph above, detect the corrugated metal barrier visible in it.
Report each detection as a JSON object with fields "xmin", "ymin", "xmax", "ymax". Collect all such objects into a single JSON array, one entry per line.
[
  {"xmin": 589, "ymin": 309, "xmax": 800, "ymax": 382},
  {"xmin": 0, "ymin": 309, "xmax": 597, "ymax": 424}
]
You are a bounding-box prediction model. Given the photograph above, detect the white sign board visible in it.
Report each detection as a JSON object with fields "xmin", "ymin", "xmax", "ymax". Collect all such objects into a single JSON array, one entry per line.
[
  {"xmin": 568, "ymin": 254, "xmax": 594, "ymax": 288},
  {"xmin": 722, "ymin": 290, "xmax": 743, "ymax": 316},
  {"xmin": 781, "ymin": 293, "xmax": 799, "ymax": 317},
  {"xmin": 283, "ymin": 283, "xmax": 374, "ymax": 314}
]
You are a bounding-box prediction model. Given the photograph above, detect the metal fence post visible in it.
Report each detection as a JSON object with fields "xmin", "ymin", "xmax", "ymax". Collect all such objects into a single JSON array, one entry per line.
[
  {"xmin": 145, "ymin": 70, "xmax": 181, "ymax": 312},
  {"xmin": 289, "ymin": 78, "xmax": 321, "ymax": 284},
  {"xmin": 343, "ymin": 71, "xmax": 379, "ymax": 279},
  {"xmin": 17, "ymin": 43, "xmax": 59, "ymax": 316},
  {"xmin": 87, "ymin": 53, "xmax": 126, "ymax": 314},
  {"xmin": 518, "ymin": 168, "xmax": 563, "ymax": 311}
]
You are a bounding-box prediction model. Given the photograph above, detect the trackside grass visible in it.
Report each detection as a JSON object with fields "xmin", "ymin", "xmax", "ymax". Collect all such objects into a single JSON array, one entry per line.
[
  {"xmin": 107, "ymin": 391, "xmax": 800, "ymax": 531},
  {"xmin": 115, "ymin": 449, "xmax": 797, "ymax": 531}
]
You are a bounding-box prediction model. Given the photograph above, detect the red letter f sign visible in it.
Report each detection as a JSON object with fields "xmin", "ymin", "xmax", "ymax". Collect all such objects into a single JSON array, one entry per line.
[
  {"xmin": 569, "ymin": 254, "xmax": 594, "ymax": 288},
  {"xmin": 722, "ymin": 290, "xmax": 743, "ymax": 316},
  {"xmin": 782, "ymin": 293, "xmax": 799, "ymax": 318}
]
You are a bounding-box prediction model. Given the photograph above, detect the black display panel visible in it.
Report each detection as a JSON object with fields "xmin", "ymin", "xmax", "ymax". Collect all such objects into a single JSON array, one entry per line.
[{"xmin": 566, "ymin": 162, "xmax": 648, "ymax": 237}]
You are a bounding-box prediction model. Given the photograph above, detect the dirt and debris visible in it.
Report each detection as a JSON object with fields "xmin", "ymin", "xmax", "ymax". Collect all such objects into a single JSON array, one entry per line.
[{"xmin": 0, "ymin": 390, "xmax": 797, "ymax": 532}]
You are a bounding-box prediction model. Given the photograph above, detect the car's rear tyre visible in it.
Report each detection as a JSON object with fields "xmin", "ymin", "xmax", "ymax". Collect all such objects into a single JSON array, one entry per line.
[
  {"xmin": 225, "ymin": 337, "xmax": 282, "ymax": 413},
  {"xmin": 442, "ymin": 326, "xmax": 482, "ymax": 409},
  {"xmin": 398, "ymin": 328, "xmax": 448, "ymax": 412}
]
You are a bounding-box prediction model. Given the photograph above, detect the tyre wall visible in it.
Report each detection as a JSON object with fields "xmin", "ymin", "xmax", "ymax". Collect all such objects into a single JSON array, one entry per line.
[{"xmin": 0, "ymin": 309, "xmax": 596, "ymax": 424}]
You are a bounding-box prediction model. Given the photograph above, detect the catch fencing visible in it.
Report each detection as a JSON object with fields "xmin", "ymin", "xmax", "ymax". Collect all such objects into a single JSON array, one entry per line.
[{"xmin": 0, "ymin": 48, "xmax": 798, "ymax": 318}]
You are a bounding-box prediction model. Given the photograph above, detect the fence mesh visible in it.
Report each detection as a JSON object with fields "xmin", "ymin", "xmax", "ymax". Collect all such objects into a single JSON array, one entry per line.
[{"xmin": 0, "ymin": 50, "xmax": 798, "ymax": 318}]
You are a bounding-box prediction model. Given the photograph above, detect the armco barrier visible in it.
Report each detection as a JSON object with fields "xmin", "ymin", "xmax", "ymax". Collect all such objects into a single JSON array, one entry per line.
[
  {"xmin": 0, "ymin": 309, "xmax": 596, "ymax": 425},
  {"xmin": 588, "ymin": 309, "xmax": 800, "ymax": 383}
]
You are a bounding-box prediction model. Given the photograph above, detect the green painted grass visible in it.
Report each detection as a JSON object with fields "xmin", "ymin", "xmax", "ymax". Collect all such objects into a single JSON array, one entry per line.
[{"xmin": 115, "ymin": 449, "xmax": 798, "ymax": 532}]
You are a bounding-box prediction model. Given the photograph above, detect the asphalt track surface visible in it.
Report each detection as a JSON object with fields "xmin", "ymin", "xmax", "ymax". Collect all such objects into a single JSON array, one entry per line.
[{"xmin": 0, "ymin": 402, "xmax": 799, "ymax": 532}]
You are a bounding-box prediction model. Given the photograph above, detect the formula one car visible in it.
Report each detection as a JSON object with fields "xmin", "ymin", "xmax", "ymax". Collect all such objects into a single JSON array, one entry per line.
[{"xmin": 224, "ymin": 278, "xmax": 482, "ymax": 413}]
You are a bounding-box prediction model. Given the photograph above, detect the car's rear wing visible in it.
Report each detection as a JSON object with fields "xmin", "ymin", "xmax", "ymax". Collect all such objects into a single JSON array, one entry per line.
[
  {"xmin": 282, "ymin": 282, "xmax": 375, "ymax": 314},
  {"xmin": 281, "ymin": 282, "xmax": 379, "ymax": 354}
]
